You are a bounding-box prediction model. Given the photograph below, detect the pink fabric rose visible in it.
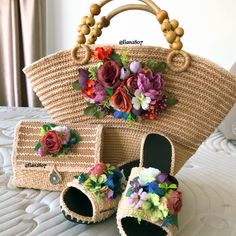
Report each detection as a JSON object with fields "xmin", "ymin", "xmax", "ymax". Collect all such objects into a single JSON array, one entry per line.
[
  {"xmin": 88, "ymin": 163, "xmax": 106, "ymax": 177},
  {"xmin": 41, "ymin": 130, "xmax": 62, "ymax": 154},
  {"xmin": 167, "ymin": 191, "xmax": 182, "ymax": 215},
  {"xmin": 125, "ymin": 76, "xmax": 138, "ymax": 95}
]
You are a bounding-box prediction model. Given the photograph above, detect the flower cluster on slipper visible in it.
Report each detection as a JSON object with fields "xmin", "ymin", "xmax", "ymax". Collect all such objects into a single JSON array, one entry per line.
[
  {"xmin": 35, "ymin": 124, "xmax": 80, "ymax": 157},
  {"xmin": 126, "ymin": 168, "xmax": 182, "ymax": 228},
  {"xmin": 76, "ymin": 163, "xmax": 126, "ymax": 201},
  {"xmin": 73, "ymin": 47, "xmax": 178, "ymax": 123}
]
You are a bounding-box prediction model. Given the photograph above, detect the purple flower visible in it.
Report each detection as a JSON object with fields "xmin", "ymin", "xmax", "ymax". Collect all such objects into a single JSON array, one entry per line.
[
  {"xmin": 105, "ymin": 189, "xmax": 114, "ymax": 201},
  {"xmin": 128, "ymin": 188, "xmax": 147, "ymax": 209},
  {"xmin": 130, "ymin": 178, "xmax": 141, "ymax": 192},
  {"xmin": 156, "ymin": 173, "xmax": 168, "ymax": 183},
  {"xmin": 37, "ymin": 148, "xmax": 46, "ymax": 156},
  {"xmin": 137, "ymin": 72, "xmax": 164, "ymax": 104},
  {"xmin": 78, "ymin": 68, "xmax": 89, "ymax": 89},
  {"xmin": 92, "ymin": 82, "xmax": 106, "ymax": 103}
]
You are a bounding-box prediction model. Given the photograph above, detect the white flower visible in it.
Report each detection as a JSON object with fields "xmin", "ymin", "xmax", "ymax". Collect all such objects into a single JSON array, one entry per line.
[
  {"xmin": 132, "ymin": 90, "xmax": 151, "ymax": 110},
  {"xmin": 139, "ymin": 167, "xmax": 161, "ymax": 185},
  {"xmin": 130, "ymin": 61, "xmax": 141, "ymax": 73},
  {"xmin": 52, "ymin": 126, "xmax": 70, "ymax": 144},
  {"xmin": 120, "ymin": 67, "xmax": 130, "ymax": 80}
]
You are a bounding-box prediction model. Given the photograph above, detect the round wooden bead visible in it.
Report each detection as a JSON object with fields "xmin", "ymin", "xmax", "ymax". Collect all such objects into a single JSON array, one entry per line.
[
  {"xmin": 175, "ymin": 36, "xmax": 180, "ymax": 42},
  {"xmin": 80, "ymin": 24, "xmax": 90, "ymax": 35},
  {"xmin": 92, "ymin": 27, "xmax": 102, "ymax": 37},
  {"xmin": 161, "ymin": 22, "xmax": 171, "ymax": 32},
  {"xmin": 163, "ymin": 19, "xmax": 169, "ymax": 23},
  {"xmin": 175, "ymin": 27, "xmax": 184, "ymax": 36},
  {"xmin": 76, "ymin": 34, "xmax": 86, "ymax": 44},
  {"xmin": 170, "ymin": 19, "xmax": 179, "ymax": 30},
  {"xmin": 100, "ymin": 16, "xmax": 110, "ymax": 27},
  {"xmin": 90, "ymin": 4, "xmax": 101, "ymax": 16},
  {"xmin": 166, "ymin": 30, "xmax": 176, "ymax": 43},
  {"xmin": 157, "ymin": 10, "xmax": 169, "ymax": 23},
  {"xmin": 172, "ymin": 41, "xmax": 183, "ymax": 50},
  {"xmin": 81, "ymin": 16, "xmax": 88, "ymax": 24},
  {"xmin": 77, "ymin": 24, "xmax": 83, "ymax": 32},
  {"xmin": 87, "ymin": 36, "xmax": 96, "ymax": 44},
  {"xmin": 86, "ymin": 16, "xmax": 95, "ymax": 27}
]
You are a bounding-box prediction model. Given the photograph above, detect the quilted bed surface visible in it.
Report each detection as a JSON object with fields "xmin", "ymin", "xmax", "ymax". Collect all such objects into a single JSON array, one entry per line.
[{"xmin": 0, "ymin": 106, "xmax": 236, "ymax": 236}]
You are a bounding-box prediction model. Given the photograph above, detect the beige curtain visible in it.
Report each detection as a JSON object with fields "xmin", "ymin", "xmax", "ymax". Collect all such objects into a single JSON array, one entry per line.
[{"xmin": 0, "ymin": 0, "xmax": 43, "ymax": 107}]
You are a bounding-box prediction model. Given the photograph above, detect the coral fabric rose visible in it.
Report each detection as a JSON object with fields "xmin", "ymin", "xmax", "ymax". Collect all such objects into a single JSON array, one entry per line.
[
  {"xmin": 125, "ymin": 76, "xmax": 138, "ymax": 95},
  {"xmin": 97, "ymin": 61, "xmax": 121, "ymax": 89},
  {"xmin": 88, "ymin": 163, "xmax": 106, "ymax": 177},
  {"xmin": 167, "ymin": 191, "xmax": 183, "ymax": 215},
  {"xmin": 111, "ymin": 87, "xmax": 132, "ymax": 113},
  {"xmin": 41, "ymin": 130, "xmax": 62, "ymax": 154}
]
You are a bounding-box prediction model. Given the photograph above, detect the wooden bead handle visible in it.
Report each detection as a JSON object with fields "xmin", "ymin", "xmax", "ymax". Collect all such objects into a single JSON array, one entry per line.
[
  {"xmin": 76, "ymin": 0, "xmax": 185, "ymax": 50},
  {"xmin": 73, "ymin": 0, "xmax": 190, "ymax": 72}
]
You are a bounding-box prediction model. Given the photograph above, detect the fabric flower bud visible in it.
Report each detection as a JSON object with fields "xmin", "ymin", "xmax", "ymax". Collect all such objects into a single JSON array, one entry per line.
[
  {"xmin": 120, "ymin": 67, "xmax": 130, "ymax": 80},
  {"xmin": 37, "ymin": 148, "xmax": 46, "ymax": 156},
  {"xmin": 130, "ymin": 61, "xmax": 141, "ymax": 73}
]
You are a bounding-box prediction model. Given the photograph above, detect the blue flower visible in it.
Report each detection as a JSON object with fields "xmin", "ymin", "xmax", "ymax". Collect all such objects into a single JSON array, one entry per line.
[
  {"xmin": 105, "ymin": 169, "xmax": 123, "ymax": 198},
  {"xmin": 113, "ymin": 111, "xmax": 128, "ymax": 119},
  {"xmin": 147, "ymin": 182, "xmax": 165, "ymax": 197}
]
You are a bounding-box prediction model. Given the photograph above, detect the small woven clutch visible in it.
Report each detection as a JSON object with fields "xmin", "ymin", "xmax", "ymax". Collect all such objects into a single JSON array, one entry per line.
[
  {"xmin": 23, "ymin": 0, "xmax": 236, "ymax": 173},
  {"xmin": 12, "ymin": 120, "xmax": 103, "ymax": 191}
]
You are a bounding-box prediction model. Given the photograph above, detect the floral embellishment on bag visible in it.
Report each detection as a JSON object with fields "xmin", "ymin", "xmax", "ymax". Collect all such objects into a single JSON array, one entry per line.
[
  {"xmin": 35, "ymin": 124, "xmax": 80, "ymax": 157},
  {"xmin": 73, "ymin": 47, "xmax": 178, "ymax": 123},
  {"xmin": 126, "ymin": 168, "xmax": 182, "ymax": 228},
  {"xmin": 76, "ymin": 163, "xmax": 126, "ymax": 201}
]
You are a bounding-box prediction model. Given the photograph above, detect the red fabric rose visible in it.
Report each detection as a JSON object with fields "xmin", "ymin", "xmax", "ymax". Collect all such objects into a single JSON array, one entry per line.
[
  {"xmin": 88, "ymin": 163, "xmax": 106, "ymax": 177},
  {"xmin": 167, "ymin": 191, "xmax": 183, "ymax": 215},
  {"xmin": 97, "ymin": 61, "xmax": 121, "ymax": 89},
  {"xmin": 92, "ymin": 47, "xmax": 113, "ymax": 61},
  {"xmin": 125, "ymin": 76, "xmax": 138, "ymax": 95},
  {"xmin": 41, "ymin": 130, "xmax": 62, "ymax": 154},
  {"xmin": 111, "ymin": 86, "xmax": 132, "ymax": 113}
]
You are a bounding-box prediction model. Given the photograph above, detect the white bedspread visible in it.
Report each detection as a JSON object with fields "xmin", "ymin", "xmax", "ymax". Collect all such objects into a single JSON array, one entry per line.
[{"xmin": 0, "ymin": 106, "xmax": 236, "ymax": 236}]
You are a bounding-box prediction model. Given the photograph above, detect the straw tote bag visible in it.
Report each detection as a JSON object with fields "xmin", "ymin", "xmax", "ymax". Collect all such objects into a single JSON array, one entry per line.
[{"xmin": 23, "ymin": 0, "xmax": 236, "ymax": 174}]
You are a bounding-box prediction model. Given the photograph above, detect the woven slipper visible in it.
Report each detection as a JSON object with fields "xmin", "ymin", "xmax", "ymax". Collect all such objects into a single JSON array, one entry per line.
[
  {"xmin": 117, "ymin": 133, "xmax": 182, "ymax": 236},
  {"xmin": 60, "ymin": 163, "xmax": 126, "ymax": 224},
  {"xmin": 60, "ymin": 132, "xmax": 175, "ymax": 224}
]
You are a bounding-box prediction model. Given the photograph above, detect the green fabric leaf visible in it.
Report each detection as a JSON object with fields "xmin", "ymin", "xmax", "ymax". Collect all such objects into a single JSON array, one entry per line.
[
  {"xmin": 109, "ymin": 53, "xmax": 122, "ymax": 65},
  {"xmin": 72, "ymin": 80, "xmax": 82, "ymax": 90},
  {"xmin": 168, "ymin": 184, "xmax": 177, "ymax": 189},
  {"xmin": 120, "ymin": 50, "xmax": 129, "ymax": 66},
  {"xmin": 161, "ymin": 215, "xmax": 178, "ymax": 228},
  {"xmin": 95, "ymin": 111, "xmax": 106, "ymax": 119},
  {"xmin": 126, "ymin": 187, "xmax": 133, "ymax": 197},
  {"xmin": 84, "ymin": 106, "xmax": 97, "ymax": 116},
  {"xmin": 142, "ymin": 60, "xmax": 167, "ymax": 73},
  {"xmin": 39, "ymin": 128, "xmax": 46, "ymax": 136},
  {"xmin": 105, "ymin": 88, "xmax": 114, "ymax": 96},
  {"xmin": 34, "ymin": 142, "xmax": 41, "ymax": 151},
  {"xmin": 42, "ymin": 123, "xmax": 56, "ymax": 131},
  {"xmin": 167, "ymin": 97, "xmax": 178, "ymax": 106}
]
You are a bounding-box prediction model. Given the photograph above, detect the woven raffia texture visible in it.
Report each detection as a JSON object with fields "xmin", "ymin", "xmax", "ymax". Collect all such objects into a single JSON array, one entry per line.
[
  {"xmin": 12, "ymin": 120, "xmax": 103, "ymax": 191},
  {"xmin": 60, "ymin": 180, "xmax": 121, "ymax": 224},
  {"xmin": 23, "ymin": 45, "xmax": 236, "ymax": 173},
  {"xmin": 117, "ymin": 167, "xmax": 176, "ymax": 236}
]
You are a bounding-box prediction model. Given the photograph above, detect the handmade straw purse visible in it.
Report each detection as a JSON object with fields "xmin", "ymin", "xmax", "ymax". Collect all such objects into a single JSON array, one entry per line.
[
  {"xmin": 23, "ymin": 0, "xmax": 236, "ymax": 174},
  {"xmin": 12, "ymin": 120, "xmax": 103, "ymax": 191}
]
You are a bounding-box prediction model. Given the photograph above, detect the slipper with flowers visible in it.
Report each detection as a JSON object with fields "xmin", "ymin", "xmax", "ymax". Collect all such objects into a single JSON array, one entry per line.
[
  {"xmin": 117, "ymin": 133, "xmax": 182, "ymax": 236},
  {"xmin": 60, "ymin": 132, "xmax": 175, "ymax": 225}
]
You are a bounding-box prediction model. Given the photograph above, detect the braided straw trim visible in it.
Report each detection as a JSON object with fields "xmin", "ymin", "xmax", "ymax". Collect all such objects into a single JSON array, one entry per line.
[
  {"xmin": 23, "ymin": 44, "xmax": 236, "ymax": 173},
  {"xmin": 12, "ymin": 120, "xmax": 103, "ymax": 191},
  {"xmin": 60, "ymin": 179, "xmax": 120, "ymax": 223},
  {"xmin": 117, "ymin": 168, "xmax": 176, "ymax": 236}
]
